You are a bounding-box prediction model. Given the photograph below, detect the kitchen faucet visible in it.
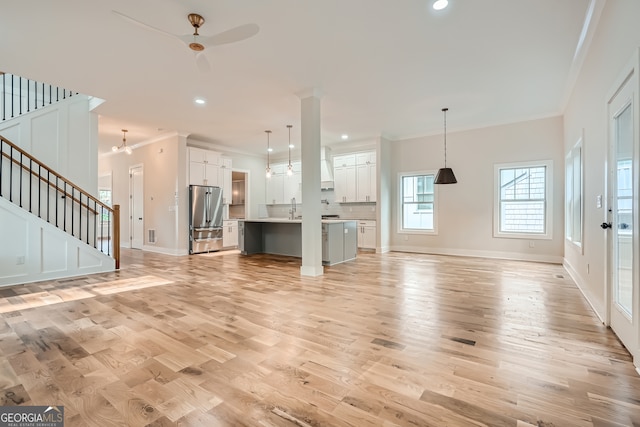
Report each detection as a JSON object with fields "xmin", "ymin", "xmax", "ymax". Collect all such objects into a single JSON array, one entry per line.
[{"xmin": 289, "ymin": 197, "xmax": 296, "ymax": 220}]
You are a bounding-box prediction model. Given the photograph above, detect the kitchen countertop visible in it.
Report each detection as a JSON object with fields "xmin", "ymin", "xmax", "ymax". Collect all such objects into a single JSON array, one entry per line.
[{"xmin": 241, "ymin": 218, "xmax": 356, "ymax": 224}]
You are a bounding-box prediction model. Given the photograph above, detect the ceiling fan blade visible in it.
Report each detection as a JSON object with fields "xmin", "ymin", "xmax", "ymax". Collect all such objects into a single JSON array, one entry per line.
[
  {"xmin": 201, "ymin": 23, "xmax": 260, "ymax": 47},
  {"xmin": 112, "ymin": 10, "xmax": 180, "ymax": 41},
  {"xmin": 195, "ymin": 52, "xmax": 211, "ymax": 73}
]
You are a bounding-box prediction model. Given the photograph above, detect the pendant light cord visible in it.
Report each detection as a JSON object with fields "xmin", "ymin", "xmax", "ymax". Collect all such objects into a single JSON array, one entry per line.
[{"xmin": 442, "ymin": 107, "xmax": 448, "ymax": 168}]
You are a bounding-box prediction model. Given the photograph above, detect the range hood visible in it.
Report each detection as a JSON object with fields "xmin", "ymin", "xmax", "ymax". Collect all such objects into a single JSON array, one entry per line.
[{"xmin": 320, "ymin": 146, "xmax": 334, "ymax": 190}]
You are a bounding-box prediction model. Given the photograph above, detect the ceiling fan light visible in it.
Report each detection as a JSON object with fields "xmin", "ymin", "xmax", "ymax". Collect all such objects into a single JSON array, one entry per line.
[{"xmin": 125, "ymin": 146, "xmax": 133, "ymax": 155}]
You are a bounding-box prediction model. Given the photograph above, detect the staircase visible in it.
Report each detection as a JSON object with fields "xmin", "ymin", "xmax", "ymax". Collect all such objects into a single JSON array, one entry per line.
[
  {"xmin": 1, "ymin": 72, "xmax": 77, "ymax": 121},
  {"xmin": 0, "ymin": 73, "xmax": 119, "ymax": 286}
]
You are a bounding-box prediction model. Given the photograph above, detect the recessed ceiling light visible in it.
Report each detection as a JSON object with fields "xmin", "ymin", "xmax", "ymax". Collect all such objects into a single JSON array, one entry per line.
[
  {"xmin": 194, "ymin": 97, "xmax": 206, "ymax": 105},
  {"xmin": 433, "ymin": 0, "xmax": 448, "ymax": 10},
  {"xmin": 341, "ymin": 134, "xmax": 349, "ymax": 140}
]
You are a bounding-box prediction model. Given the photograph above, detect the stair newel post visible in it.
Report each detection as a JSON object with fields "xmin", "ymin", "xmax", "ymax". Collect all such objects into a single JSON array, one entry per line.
[{"xmin": 114, "ymin": 204, "xmax": 120, "ymax": 269}]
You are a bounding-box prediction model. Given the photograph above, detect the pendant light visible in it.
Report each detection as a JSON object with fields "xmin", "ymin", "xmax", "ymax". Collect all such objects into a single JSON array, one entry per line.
[
  {"xmin": 265, "ymin": 130, "xmax": 272, "ymax": 178},
  {"xmin": 286, "ymin": 125, "xmax": 294, "ymax": 176},
  {"xmin": 434, "ymin": 108, "xmax": 457, "ymax": 184},
  {"xmin": 111, "ymin": 129, "xmax": 132, "ymax": 155}
]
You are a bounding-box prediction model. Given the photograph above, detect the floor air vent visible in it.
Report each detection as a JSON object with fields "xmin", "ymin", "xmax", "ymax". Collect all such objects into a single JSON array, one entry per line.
[{"xmin": 148, "ymin": 229, "xmax": 157, "ymax": 244}]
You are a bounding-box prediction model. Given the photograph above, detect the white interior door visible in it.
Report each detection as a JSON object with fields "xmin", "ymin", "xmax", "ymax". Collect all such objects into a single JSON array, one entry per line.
[
  {"xmin": 606, "ymin": 60, "xmax": 639, "ymax": 365},
  {"xmin": 130, "ymin": 165, "xmax": 144, "ymax": 249}
]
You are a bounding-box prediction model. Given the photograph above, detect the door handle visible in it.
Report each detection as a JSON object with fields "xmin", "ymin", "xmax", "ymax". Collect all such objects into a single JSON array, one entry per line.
[
  {"xmin": 601, "ymin": 222, "xmax": 612, "ymax": 229},
  {"xmin": 138, "ymin": 217, "xmax": 143, "ymax": 220}
]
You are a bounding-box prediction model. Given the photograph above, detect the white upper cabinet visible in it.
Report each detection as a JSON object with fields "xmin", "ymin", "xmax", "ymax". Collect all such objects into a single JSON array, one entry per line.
[
  {"xmin": 218, "ymin": 157, "xmax": 232, "ymax": 205},
  {"xmin": 265, "ymin": 163, "xmax": 285, "ymax": 205},
  {"xmin": 188, "ymin": 148, "xmax": 231, "ymax": 199},
  {"xmin": 333, "ymin": 154, "xmax": 357, "ymax": 203},
  {"xmin": 356, "ymin": 151, "xmax": 376, "ymax": 202},
  {"xmin": 266, "ymin": 162, "xmax": 302, "ymax": 205},
  {"xmin": 333, "ymin": 151, "xmax": 376, "ymax": 203}
]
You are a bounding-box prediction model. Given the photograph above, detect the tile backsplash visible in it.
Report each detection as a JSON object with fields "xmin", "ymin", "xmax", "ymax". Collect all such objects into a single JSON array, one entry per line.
[{"xmin": 264, "ymin": 189, "xmax": 376, "ymax": 220}]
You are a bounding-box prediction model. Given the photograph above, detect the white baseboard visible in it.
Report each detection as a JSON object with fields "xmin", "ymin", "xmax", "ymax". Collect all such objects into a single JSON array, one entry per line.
[
  {"xmin": 389, "ymin": 245, "xmax": 563, "ymax": 264},
  {"xmin": 563, "ymin": 258, "xmax": 606, "ymax": 324},
  {"xmin": 142, "ymin": 245, "xmax": 189, "ymax": 256}
]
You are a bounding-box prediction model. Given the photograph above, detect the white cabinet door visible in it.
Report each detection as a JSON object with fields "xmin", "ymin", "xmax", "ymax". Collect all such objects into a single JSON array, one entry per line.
[
  {"xmin": 334, "ymin": 165, "xmax": 356, "ymax": 203},
  {"xmin": 189, "ymin": 148, "xmax": 223, "ymax": 186},
  {"xmin": 266, "ymin": 164, "xmax": 285, "ymax": 204},
  {"xmin": 358, "ymin": 221, "xmax": 376, "ymax": 249},
  {"xmin": 189, "ymin": 162, "xmax": 206, "ymax": 186},
  {"xmin": 205, "ymin": 163, "xmax": 219, "ymax": 186},
  {"xmin": 356, "ymin": 151, "xmax": 376, "ymax": 202},
  {"xmin": 223, "ymin": 220, "xmax": 238, "ymax": 248},
  {"xmin": 218, "ymin": 157, "xmax": 232, "ymax": 204},
  {"xmin": 284, "ymin": 163, "xmax": 302, "ymax": 204}
]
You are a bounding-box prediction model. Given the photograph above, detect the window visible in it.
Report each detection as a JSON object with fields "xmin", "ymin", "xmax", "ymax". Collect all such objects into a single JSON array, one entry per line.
[
  {"xmin": 565, "ymin": 139, "xmax": 583, "ymax": 247},
  {"xmin": 98, "ymin": 189, "xmax": 112, "ymax": 222},
  {"xmin": 494, "ymin": 160, "xmax": 553, "ymax": 239},
  {"xmin": 399, "ymin": 172, "xmax": 436, "ymax": 233}
]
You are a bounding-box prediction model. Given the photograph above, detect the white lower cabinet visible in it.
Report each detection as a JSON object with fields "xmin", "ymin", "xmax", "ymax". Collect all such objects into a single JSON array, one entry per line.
[
  {"xmin": 358, "ymin": 220, "xmax": 376, "ymax": 249},
  {"xmin": 223, "ymin": 220, "xmax": 238, "ymax": 248}
]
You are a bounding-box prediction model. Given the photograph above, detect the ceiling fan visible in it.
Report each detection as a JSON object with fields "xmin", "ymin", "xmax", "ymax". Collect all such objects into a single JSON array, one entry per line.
[{"xmin": 113, "ymin": 11, "xmax": 259, "ymax": 72}]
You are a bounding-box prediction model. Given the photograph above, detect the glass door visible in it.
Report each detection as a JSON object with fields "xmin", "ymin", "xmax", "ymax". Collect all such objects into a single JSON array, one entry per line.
[{"xmin": 607, "ymin": 67, "xmax": 638, "ymax": 362}]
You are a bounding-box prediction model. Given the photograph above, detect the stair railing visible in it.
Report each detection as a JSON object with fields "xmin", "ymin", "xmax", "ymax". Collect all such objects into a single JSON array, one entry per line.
[
  {"xmin": 1, "ymin": 72, "xmax": 77, "ymax": 121},
  {"xmin": 0, "ymin": 135, "xmax": 120, "ymax": 269}
]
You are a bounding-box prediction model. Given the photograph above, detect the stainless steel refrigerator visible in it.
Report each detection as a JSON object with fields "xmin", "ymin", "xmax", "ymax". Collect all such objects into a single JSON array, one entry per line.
[{"xmin": 189, "ymin": 185, "xmax": 224, "ymax": 254}]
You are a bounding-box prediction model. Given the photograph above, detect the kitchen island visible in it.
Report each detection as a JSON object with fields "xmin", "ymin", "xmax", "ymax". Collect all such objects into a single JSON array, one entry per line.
[{"xmin": 238, "ymin": 218, "xmax": 357, "ymax": 265}]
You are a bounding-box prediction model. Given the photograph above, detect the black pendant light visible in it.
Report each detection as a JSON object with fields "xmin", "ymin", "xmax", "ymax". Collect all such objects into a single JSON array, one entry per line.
[{"xmin": 434, "ymin": 107, "xmax": 457, "ymax": 184}]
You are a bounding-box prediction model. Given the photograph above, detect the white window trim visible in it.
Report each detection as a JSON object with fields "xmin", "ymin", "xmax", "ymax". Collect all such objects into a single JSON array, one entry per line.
[
  {"xmin": 397, "ymin": 170, "xmax": 438, "ymax": 235},
  {"xmin": 493, "ymin": 159, "xmax": 553, "ymax": 240},
  {"xmin": 565, "ymin": 137, "xmax": 584, "ymax": 251}
]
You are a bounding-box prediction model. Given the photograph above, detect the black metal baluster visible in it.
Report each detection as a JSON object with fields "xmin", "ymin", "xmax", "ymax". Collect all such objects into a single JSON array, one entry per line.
[
  {"xmin": 56, "ymin": 87, "xmax": 59, "ymax": 102},
  {"xmin": 28, "ymin": 158, "xmax": 32, "ymax": 213},
  {"xmin": 63, "ymin": 181, "xmax": 66, "ymax": 231},
  {"xmin": 19, "ymin": 77, "xmax": 22, "ymax": 115},
  {"xmin": 99, "ymin": 204, "xmax": 104, "ymax": 251},
  {"xmin": 49, "ymin": 84, "xmax": 52, "ymax": 107},
  {"xmin": 55, "ymin": 176, "xmax": 59, "ymax": 227},
  {"xmin": 38, "ymin": 164, "xmax": 41, "ymax": 218},
  {"xmin": 92, "ymin": 199, "xmax": 96, "ymax": 248},
  {"xmin": 9, "ymin": 146, "xmax": 13, "ymax": 202},
  {"xmin": 47, "ymin": 170, "xmax": 50, "ymax": 222},
  {"xmin": 70, "ymin": 186, "xmax": 74, "ymax": 236},
  {"xmin": 107, "ymin": 209, "xmax": 111, "ymax": 256},
  {"xmin": 18, "ymin": 152, "xmax": 22, "ymax": 207},
  {"xmin": 78, "ymin": 190, "xmax": 82, "ymax": 241},
  {"xmin": 10, "ymin": 74, "xmax": 14, "ymax": 118},
  {"xmin": 41, "ymin": 82, "xmax": 45, "ymax": 107},
  {"xmin": 2, "ymin": 73, "xmax": 5, "ymax": 121}
]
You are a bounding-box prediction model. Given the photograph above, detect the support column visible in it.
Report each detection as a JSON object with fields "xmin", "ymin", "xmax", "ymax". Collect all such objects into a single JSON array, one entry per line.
[{"xmin": 299, "ymin": 89, "xmax": 323, "ymax": 277}]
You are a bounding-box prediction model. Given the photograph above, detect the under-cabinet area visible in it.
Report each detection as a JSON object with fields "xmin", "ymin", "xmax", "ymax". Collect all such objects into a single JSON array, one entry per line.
[{"xmin": 239, "ymin": 219, "xmax": 357, "ymax": 266}]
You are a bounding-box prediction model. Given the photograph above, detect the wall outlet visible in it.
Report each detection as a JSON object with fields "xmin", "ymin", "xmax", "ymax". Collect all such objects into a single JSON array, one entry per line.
[
  {"xmin": 529, "ymin": 241, "xmax": 535, "ymax": 248},
  {"xmin": 16, "ymin": 256, "xmax": 25, "ymax": 265},
  {"xmin": 404, "ymin": 235, "xmax": 409, "ymax": 241}
]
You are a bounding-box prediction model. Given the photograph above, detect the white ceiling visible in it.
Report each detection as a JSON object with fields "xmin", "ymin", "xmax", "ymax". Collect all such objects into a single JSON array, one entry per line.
[{"xmin": 0, "ymin": 0, "xmax": 595, "ymax": 157}]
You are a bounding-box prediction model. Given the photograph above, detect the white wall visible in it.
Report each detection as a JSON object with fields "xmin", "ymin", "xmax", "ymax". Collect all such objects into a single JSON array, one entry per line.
[
  {"xmin": 563, "ymin": 1, "xmax": 640, "ymax": 320},
  {"xmin": 99, "ymin": 133, "xmax": 188, "ymax": 255},
  {"xmin": 390, "ymin": 116, "xmax": 565, "ymax": 262},
  {"xmin": 0, "ymin": 95, "xmax": 99, "ymax": 194}
]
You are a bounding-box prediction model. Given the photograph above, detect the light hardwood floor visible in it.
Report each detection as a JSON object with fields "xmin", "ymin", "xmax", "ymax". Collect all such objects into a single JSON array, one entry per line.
[{"xmin": 1, "ymin": 249, "xmax": 639, "ymax": 426}]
